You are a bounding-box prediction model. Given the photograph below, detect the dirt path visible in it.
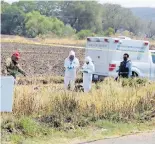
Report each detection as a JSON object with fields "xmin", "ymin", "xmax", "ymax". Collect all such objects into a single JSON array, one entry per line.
[{"xmin": 82, "ymin": 131, "xmax": 155, "ymax": 144}]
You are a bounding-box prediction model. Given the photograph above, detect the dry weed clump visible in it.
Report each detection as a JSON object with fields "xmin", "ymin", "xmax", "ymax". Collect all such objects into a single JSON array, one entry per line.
[{"xmin": 12, "ymin": 78, "xmax": 155, "ymax": 127}]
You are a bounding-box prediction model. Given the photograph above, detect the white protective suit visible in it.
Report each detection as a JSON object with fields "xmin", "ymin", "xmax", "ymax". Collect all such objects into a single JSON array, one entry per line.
[
  {"xmin": 82, "ymin": 56, "xmax": 95, "ymax": 92},
  {"xmin": 64, "ymin": 51, "xmax": 79, "ymax": 90}
]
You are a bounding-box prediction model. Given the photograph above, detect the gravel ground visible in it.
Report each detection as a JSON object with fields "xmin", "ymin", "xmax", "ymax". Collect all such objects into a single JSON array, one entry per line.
[{"xmin": 82, "ymin": 131, "xmax": 155, "ymax": 144}]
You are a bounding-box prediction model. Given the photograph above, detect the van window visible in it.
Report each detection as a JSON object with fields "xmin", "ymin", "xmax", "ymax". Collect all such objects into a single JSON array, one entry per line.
[{"xmin": 151, "ymin": 52, "xmax": 155, "ymax": 64}]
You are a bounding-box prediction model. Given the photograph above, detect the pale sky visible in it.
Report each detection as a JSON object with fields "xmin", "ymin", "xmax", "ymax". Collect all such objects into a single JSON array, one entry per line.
[
  {"xmin": 99, "ymin": 0, "xmax": 155, "ymax": 7},
  {"xmin": 4, "ymin": 0, "xmax": 155, "ymax": 8}
]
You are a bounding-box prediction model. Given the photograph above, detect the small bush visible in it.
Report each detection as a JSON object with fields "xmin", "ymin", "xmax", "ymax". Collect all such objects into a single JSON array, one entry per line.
[
  {"xmin": 121, "ymin": 78, "xmax": 148, "ymax": 87},
  {"xmin": 17, "ymin": 117, "xmax": 42, "ymax": 137},
  {"xmin": 10, "ymin": 134, "xmax": 23, "ymax": 144},
  {"xmin": 104, "ymin": 27, "xmax": 115, "ymax": 36},
  {"xmin": 63, "ymin": 24, "xmax": 76, "ymax": 37},
  {"xmin": 76, "ymin": 30, "xmax": 95, "ymax": 40}
]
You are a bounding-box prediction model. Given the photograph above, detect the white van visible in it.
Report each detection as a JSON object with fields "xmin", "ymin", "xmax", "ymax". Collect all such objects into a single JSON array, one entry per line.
[{"xmin": 85, "ymin": 37, "xmax": 155, "ymax": 81}]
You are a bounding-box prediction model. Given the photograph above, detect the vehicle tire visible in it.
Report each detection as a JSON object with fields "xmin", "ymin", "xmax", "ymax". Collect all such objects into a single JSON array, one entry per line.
[
  {"xmin": 92, "ymin": 74, "xmax": 98, "ymax": 82},
  {"xmin": 132, "ymin": 71, "xmax": 138, "ymax": 77}
]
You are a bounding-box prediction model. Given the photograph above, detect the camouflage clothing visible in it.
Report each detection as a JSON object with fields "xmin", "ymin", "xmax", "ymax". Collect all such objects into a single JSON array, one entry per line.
[{"xmin": 4, "ymin": 58, "xmax": 26, "ymax": 79}]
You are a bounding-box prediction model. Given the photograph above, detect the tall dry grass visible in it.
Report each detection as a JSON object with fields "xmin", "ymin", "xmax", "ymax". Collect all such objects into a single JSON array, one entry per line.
[
  {"xmin": 13, "ymin": 78, "xmax": 155, "ymax": 126},
  {"xmin": 1, "ymin": 35, "xmax": 86, "ymax": 46}
]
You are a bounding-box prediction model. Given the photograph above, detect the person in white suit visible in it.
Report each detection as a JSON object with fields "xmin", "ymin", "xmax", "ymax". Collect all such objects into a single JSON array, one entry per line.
[
  {"xmin": 82, "ymin": 56, "xmax": 95, "ymax": 92},
  {"xmin": 64, "ymin": 50, "xmax": 79, "ymax": 90}
]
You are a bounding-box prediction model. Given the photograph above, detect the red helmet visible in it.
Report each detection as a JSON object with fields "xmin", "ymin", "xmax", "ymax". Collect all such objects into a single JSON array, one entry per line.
[{"xmin": 12, "ymin": 51, "xmax": 20, "ymax": 59}]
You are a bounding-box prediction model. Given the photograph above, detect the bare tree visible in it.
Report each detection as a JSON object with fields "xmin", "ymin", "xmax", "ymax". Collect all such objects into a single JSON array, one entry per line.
[{"xmin": 146, "ymin": 20, "xmax": 155, "ymax": 38}]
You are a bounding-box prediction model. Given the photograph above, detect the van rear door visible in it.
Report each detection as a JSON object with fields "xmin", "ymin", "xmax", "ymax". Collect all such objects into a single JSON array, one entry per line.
[{"xmin": 85, "ymin": 37, "xmax": 110, "ymax": 76}]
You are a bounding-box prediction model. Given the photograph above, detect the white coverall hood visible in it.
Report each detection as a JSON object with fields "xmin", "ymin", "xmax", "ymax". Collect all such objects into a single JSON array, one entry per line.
[
  {"xmin": 85, "ymin": 56, "xmax": 92, "ymax": 63},
  {"xmin": 69, "ymin": 50, "xmax": 75, "ymax": 57}
]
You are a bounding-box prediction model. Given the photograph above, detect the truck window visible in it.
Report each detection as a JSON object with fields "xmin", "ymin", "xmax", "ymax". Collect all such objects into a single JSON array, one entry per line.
[{"xmin": 151, "ymin": 52, "xmax": 155, "ymax": 64}]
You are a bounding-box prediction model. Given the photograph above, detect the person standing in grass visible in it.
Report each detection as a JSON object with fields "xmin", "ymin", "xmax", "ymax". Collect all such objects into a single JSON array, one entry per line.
[
  {"xmin": 4, "ymin": 51, "xmax": 27, "ymax": 79},
  {"xmin": 81, "ymin": 56, "xmax": 95, "ymax": 92},
  {"xmin": 64, "ymin": 50, "xmax": 80, "ymax": 90}
]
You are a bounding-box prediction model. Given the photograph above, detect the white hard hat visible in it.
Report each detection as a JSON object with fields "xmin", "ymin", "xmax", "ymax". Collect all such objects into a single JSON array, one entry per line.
[
  {"xmin": 85, "ymin": 56, "xmax": 92, "ymax": 62},
  {"xmin": 69, "ymin": 50, "xmax": 75, "ymax": 56}
]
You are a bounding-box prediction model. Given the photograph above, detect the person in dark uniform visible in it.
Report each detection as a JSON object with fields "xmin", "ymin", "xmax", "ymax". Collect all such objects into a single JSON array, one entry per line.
[{"xmin": 116, "ymin": 53, "xmax": 132, "ymax": 80}]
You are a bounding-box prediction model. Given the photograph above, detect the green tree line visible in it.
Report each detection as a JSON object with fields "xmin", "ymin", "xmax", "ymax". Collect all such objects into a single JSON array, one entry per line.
[{"xmin": 1, "ymin": 1, "xmax": 155, "ymax": 39}]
